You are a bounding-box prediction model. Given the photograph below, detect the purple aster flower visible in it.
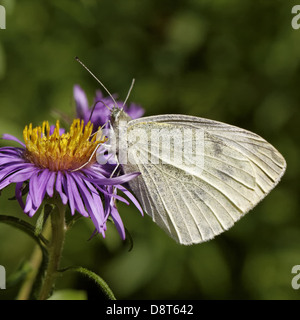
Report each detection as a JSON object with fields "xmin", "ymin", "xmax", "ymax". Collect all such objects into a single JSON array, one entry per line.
[
  {"xmin": 0, "ymin": 119, "xmax": 143, "ymax": 240},
  {"xmin": 74, "ymin": 85, "xmax": 144, "ymax": 130}
]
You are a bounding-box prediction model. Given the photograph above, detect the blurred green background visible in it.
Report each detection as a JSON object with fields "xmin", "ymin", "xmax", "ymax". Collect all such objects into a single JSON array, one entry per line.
[{"xmin": 0, "ymin": 0, "xmax": 300, "ymax": 300}]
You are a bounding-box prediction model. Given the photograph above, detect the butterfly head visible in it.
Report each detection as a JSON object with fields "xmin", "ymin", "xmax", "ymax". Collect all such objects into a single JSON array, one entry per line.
[{"xmin": 111, "ymin": 106, "xmax": 132, "ymax": 126}]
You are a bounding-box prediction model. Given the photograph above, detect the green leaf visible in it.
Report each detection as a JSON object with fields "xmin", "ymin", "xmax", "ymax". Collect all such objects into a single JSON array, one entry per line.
[
  {"xmin": 59, "ymin": 266, "xmax": 116, "ymax": 300},
  {"xmin": 48, "ymin": 289, "xmax": 88, "ymax": 300}
]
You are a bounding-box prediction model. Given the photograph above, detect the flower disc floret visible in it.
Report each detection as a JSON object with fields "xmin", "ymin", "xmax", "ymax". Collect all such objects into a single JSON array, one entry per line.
[{"xmin": 23, "ymin": 119, "xmax": 106, "ymax": 171}]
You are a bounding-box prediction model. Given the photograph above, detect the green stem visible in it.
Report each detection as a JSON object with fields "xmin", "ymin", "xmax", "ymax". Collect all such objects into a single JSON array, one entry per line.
[
  {"xmin": 59, "ymin": 266, "xmax": 117, "ymax": 300},
  {"xmin": 38, "ymin": 200, "xmax": 66, "ymax": 300},
  {"xmin": 16, "ymin": 243, "xmax": 43, "ymax": 300},
  {"xmin": 25, "ymin": 218, "xmax": 51, "ymax": 300},
  {"xmin": 0, "ymin": 215, "xmax": 49, "ymax": 300}
]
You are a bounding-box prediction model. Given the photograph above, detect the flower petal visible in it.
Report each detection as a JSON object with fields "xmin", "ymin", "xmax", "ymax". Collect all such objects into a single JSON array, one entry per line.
[
  {"xmin": 0, "ymin": 165, "xmax": 36, "ymax": 189},
  {"xmin": 24, "ymin": 193, "xmax": 38, "ymax": 217},
  {"xmin": 124, "ymin": 103, "xmax": 145, "ymax": 120},
  {"xmin": 116, "ymin": 185, "xmax": 144, "ymax": 216},
  {"xmin": 63, "ymin": 172, "xmax": 76, "ymax": 215},
  {"xmin": 29, "ymin": 170, "xmax": 49, "ymax": 208},
  {"xmin": 55, "ymin": 171, "xmax": 68, "ymax": 205},
  {"xmin": 85, "ymin": 170, "xmax": 141, "ymax": 186},
  {"xmin": 73, "ymin": 173, "xmax": 105, "ymax": 233},
  {"xmin": 46, "ymin": 171, "xmax": 56, "ymax": 197},
  {"xmin": 0, "ymin": 146, "xmax": 24, "ymax": 155},
  {"xmin": 65, "ymin": 172, "xmax": 89, "ymax": 217},
  {"xmin": 8, "ymin": 166, "xmax": 37, "ymax": 183},
  {"xmin": 0, "ymin": 163, "xmax": 30, "ymax": 181},
  {"xmin": 110, "ymin": 204, "xmax": 125, "ymax": 240},
  {"xmin": 0, "ymin": 157, "xmax": 25, "ymax": 166},
  {"xmin": 74, "ymin": 85, "xmax": 89, "ymax": 122},
  {"xmin": 15, "ymin": 182, "xmax": 25, "ymax": 210},
  {"xmin": 1, "ymin": 134, "xmax": 26, "ymax": 147}
]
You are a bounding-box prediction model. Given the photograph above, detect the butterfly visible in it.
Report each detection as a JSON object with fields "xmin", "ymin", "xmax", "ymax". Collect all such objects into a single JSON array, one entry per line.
[
  {"xmin": 110, "ymin": 109, "xmax": 286, "ymax": 245},
  {"xmin": 76, "ymin": 57, "xmax": 287, "ymax": 245}
]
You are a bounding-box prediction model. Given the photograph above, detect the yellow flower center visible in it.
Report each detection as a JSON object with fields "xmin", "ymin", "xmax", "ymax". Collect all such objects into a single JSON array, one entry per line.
[{"xmin": 23, "ymin": 119, "xmax": 106, "ymax": 171}]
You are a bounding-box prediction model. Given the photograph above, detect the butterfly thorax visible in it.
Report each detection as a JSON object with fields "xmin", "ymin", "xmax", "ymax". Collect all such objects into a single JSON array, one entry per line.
[
  {"xmin": 111, "ymin": 107, "xmax": 132, "ymax": 129},
  {"xmin": 111, "ymin": 108, "xmax": 132, "ymax": 158}
]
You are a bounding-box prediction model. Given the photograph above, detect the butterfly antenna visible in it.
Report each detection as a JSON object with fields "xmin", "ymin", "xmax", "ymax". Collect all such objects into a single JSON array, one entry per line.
[
  {"xmin": 88, "ymin": 100, "xmax": 112, "ymax": 123},
  {"xmin": 122, "ymin": 78, "xmax": 135, "ymax": 111},
  {"xmin": 75, "ymin": 56, "xmax": 118, "ymax": 109},
  {"xmin": 110, "ymin": 161, "xmax": 120, "ymax": 178},
  {"xmin": 90, "ymin": 120, "xmax": 109, "ymax": 139}
]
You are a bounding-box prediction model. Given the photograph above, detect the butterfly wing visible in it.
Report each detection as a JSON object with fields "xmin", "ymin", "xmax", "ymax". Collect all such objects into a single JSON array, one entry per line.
[{"xmin": 119, "ymin": 114, "xmax": 286, "ymax": 245}]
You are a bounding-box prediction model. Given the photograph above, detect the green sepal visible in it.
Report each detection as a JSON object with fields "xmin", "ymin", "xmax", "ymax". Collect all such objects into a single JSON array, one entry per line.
[{"xmin": 34, "ymin": 203, "xmax": 54, "ymax": 239}]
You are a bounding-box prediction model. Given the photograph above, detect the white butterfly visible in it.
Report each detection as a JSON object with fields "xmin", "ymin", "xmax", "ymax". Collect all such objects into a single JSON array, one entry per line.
[
  {"xmin": 76, "ymin": 57, "xmax": 286, "ymax": 245},
  {"xmin": 111, "ymin": 109, "xmax": 286, "ymax": 245}
]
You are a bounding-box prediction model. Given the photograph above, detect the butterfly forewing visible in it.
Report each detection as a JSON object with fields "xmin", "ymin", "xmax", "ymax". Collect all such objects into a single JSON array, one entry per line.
[{"xmin": 117, "ymin": 114, "xmax": 286, "ymax": 245}]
